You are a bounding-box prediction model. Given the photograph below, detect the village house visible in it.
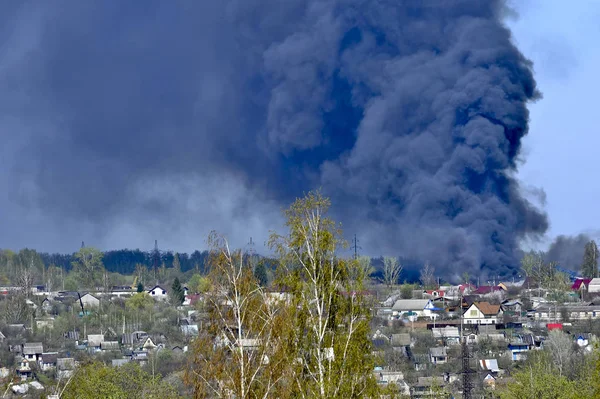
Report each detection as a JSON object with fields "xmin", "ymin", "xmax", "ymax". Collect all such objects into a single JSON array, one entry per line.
[
  {"xmin": 588, "ymin": 278, "xmax": 600, "ymax": 293},
  {"xmin": 572, "ymin": 278, "xmax": 592, "ymax": 292},
  {"xmin": 534, "ymin": 304, "xmax": 600, "ymax": 321},
  {"xmin": 372, "ymin": 368, "xmax": 410, "ymax": 395},
  {"xmin": 39, "ymin": 352, "xmax": 58, "ymax": 371},
  {"xmin": 392, "ymin": 299, "xmax": 436, "ymax": 318},
  {"xmin": 22, "ymin": 343, "xmax": 43, "ymax": 362},
  {"xmin": 57, "ymin": 358, "xmax": 76, "ymax": 379},
  {"xmin": 100, "ymin": 341, "xmax": 120, "ymax": 351},
  {"xmin": 16, "ymin": 358, "xmax": 33, "ymax": 381},
  {"xmin": 483, "ymin": 373, "xmax": 496, "ymax": 389},
  {"xmin": 80, "ymin": 293, "xmax": 100, "ymax": 308},
  {"xmin": 87, "ymin": 334, "xmax": 105, "ymax": 352},
  {"xmin": 148, "ymin": 285, "xmax": 168, "ymax": 300},
  {"xmin": 428, "ymin": 347, "xmax": 448, "ymax": 365},
  {"xmin": 478, "ymin": 324, "xmax": 506, "ymax": 341},
  {"xmin": 432, "ymin": 326, "xmax": 460, "ymax": 345},
  {"xmin": 411, "ymin": 376, "xmax": 456, "ymax": 398},
  {"xmin": 463, "ymin": 302, "xmax": 502, "ymax": 324}
]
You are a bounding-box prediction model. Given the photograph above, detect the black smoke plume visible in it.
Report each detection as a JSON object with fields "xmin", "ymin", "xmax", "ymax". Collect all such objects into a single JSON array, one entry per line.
[
  {"xmin": 544, "ymin": 234, "xmax": 594, "ymax": 272},
  {"xmin": 0, "ymin": 0, "xmax": 547, "ymax": 278}
]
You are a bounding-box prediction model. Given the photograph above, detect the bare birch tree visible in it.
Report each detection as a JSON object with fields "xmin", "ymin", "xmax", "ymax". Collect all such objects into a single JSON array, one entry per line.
[
  {"xmin": 420, "ymin": 263, "xmax": 436, "ymax": 289},
  {"xmin": 382, "ymin": 256, "xmax": 402, "ymax": 290},
  {"xmin": 186, "ymin": 232, "xmax": 291, "ymax": 399},
  {"xmin": 269, "ymin": 191, "xmax": 378, "ymax": 398}
]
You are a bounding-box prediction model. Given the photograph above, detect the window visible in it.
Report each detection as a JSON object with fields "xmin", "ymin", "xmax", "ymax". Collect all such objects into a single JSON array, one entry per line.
[
  {"xmin": 470, "ymin": 310, "xmax": 477, "ymax": 316},
  {"xmin": 162, "ymin": 290, "xmax": 166, "ymax": 295}
]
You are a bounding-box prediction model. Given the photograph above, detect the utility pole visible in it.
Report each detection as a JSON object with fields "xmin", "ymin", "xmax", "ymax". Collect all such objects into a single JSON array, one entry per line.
[
  {"xmin": 352, "ymin": 234, "xmax": 360, "ymax": 260},
  {"xmin": 460, "ymin": 288, "xmax": 473, "ymax": 399}
]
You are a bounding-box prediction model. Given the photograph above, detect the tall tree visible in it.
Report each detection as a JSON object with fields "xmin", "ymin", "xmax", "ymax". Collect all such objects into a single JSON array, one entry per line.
[
  {"xmin": 382, "ymin": 256, "xmax": 402, "ymax": 290},
  {"xmin": 170, "ymin": 277, "xmax": 185, "ymax": 306},
  {"xmin": 71, "ymin": 247, "xmax": 105, "ymax": 289},
  {"xmin": 172, "ymin": 252, "xmax": 181, "ymax": 274},
  {"xmin": 185, "ymin": 232, "xmax": 291, "ymax": 398},
  {"xmin": 269, "ymin": 191, "xmax": 378, "ymax": 398},
  {"xmin": 420, "ymin": 263, "xmax": 436, "ymax": 289},
  {"xmin": 137, "ymin": 282, "xmax": 144, "ymax": 293},
  {"xmin": 581, "ymin": 240, "xmax": 600, "ymax": 278},
  {"xmin": 253, "ymin": 261, "xmax": 268, "ymax": 287}
]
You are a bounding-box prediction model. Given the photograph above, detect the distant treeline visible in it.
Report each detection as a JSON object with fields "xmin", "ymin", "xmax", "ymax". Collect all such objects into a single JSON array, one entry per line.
[{"xmin": 40, "ymin": 249, "xmax": 210, "ymax": 275}]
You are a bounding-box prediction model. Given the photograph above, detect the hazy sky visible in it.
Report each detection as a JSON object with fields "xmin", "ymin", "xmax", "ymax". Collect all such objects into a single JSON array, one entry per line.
[
  {"xmin": 0, "ymin": 1, "xmax": 597, "ymax": 272},
  {"xmin": 509, "ymin": 0, "xmax": 600, "ymax": 247}
]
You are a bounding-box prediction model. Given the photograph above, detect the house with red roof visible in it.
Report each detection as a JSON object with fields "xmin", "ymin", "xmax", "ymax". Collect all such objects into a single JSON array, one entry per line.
[{"xmin": 572, "ymin": 278, "xmax": 592, "ymax": 292}]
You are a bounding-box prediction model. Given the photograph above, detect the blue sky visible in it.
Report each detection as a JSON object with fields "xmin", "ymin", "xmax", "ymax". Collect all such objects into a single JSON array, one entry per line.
[{"xmin": 509, "ymin": 0, "xmax": 600, "ymax": 248}]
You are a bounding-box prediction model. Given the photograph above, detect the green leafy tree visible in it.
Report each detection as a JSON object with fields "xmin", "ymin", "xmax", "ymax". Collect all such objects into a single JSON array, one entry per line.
[
  {"xmin": 170, "ymin": 277, "xmax": 185, "ymax": 306},
  {"xmin": 173, "ymin": 252, "xmax": 181, "ymax": 274},
  {"xmin": 61, "ymin": 361, "xmax": 181, "ymax": 399},
  {"xmin": 497, "ymin": 350, "xmax": 580, "ymax": 399},
  {"xmin": 269, "ymin": 191, "xmax": 378, "ymax": 398},
  {"xmin": 581, "ymin": 240, "xmax": 600, "ymax": 278},
  {"xmin": 71, "ymin": 247, "xmax": 105, "ymax": 289},
  {"xmin": 126, "ymin": 293, "xmax": 155, "ymax": 312},
  {"xmin": 400, "ymin": 283, "xmax": 414, "ymax": 299},
  {"xmin": 186, "ymin": 232, "xmax": 292, "ymax": 398},
  {"xmin": 137, "ymin": 282, "xmax": 144, "ymax": 293},
  {"xmin": 187, "ymin": 274, "xmax": 211, "ymax": 294},
  {"xmin": 253, "ymin": 261, "xmax": 268, "ymax": 287}
]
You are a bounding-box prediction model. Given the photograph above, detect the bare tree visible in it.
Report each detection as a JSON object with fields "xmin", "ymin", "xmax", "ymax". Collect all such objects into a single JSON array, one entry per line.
[
  {"xmin": 17, "ymin": 267, "xmax": 34, "ymax": 298},
  {"xmin": 544, "ymin": 330, "xmax": 575, "ymax": 377},
  {"xmin": 420, "ymin": 263, "xmax": 436, "ymax": 289},
  {"xmin": 2, "ymin": 294, "xmax": 31, "ymax": 324},
  {"xmin": 382, "ymin": 257, "xmax": 402, "ymax": 290}
]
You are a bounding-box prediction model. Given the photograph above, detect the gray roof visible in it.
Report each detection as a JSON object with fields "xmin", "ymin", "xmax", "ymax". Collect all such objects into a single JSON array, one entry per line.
[
  {"xmin": 478, "ymin": 325, "xmax": 498, "ymax": 334},
  {"xmin": 112, "ymin": 358, "xmax": 130, "ymax": 367},
  {"xmin": 57, "ymin": 358, "xmax": 75, "ymax": 370},
  {"xmin": 88, "ymin": 334, "xmax": 104, "ymax": 347},
  {"xmin": 41, "ymin": 352, "xmax": 58, "ymax": 365},
  {"xmin": 432, "ymin": 327, "xmax": 459, "ymax": 338},
  {"xmin": 23, "ymin": 343, "xmax": 43, "ymax": 355},
  {"xmin": 429, "ymin": 347, "xmax": 447, "ymax": 357},
  {"xmin": 392, "ymin": 299, "xmax": 430, "ymax": 312},
  {"xmin": 101, "ymin": 341, "xmax": 120, "ymax": 351},
  {"xmin": 391, "ymin": 333, "xmax": 411, "ymax": 347}
]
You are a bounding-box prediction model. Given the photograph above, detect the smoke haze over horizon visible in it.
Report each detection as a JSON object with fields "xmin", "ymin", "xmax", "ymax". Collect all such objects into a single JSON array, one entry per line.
[{"xmin": 0, "ymin": 0, "xmax": 553, "ymax": 277}]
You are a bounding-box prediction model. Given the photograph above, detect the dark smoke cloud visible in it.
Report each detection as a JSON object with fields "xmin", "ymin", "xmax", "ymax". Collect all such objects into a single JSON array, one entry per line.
[
  {"xmin": 544, "ymin": 233, "xmax": 598, "ymax": 272},
  {"xmin": 0, "ymin": 0, "xmax": 547, "ymax": 277}
]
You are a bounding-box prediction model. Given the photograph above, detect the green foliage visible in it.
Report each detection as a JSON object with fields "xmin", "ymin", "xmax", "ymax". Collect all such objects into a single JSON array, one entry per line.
[
  {"xmin": 136, "ymin": 282, "xmax": 144, "ymax": 293},
  {"xmin": 126, "ymin": 293, "xmax": 155, "ymax": 312},
  {"xmin": 269, "ymin": 191, "xmax": 378, "ymax": 398},
  {"xmin": 61, "ymin": 362, "xmax": 181, "ymax": 399},
  {"xmin": 187, "ymin": 274, "xmax": 211, "ymax": 294},
  {"xmin": 71, "ymin": 247, "xmax": 105, "ymax": 289},
  {"xmin": 253, "ymin": 261, "xmax": 268, "ymax": 287},
  {"xmin": 496, "ymin": 341, "xmax": 600, "ymax": 399},
  {"xmin": 400, "ymin": 283, "xmax": 415, "ymax": 299},
  {"xmin": 173, "ymin": 252, "xmax": 181, "ymax": 273},
  {"xmin": 170, "ymin": 277, "xmax": 185, "ymax": 306},
  {"xmin": 582, "ymin": 240, "xmax": 600, "ymax": 278}
]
